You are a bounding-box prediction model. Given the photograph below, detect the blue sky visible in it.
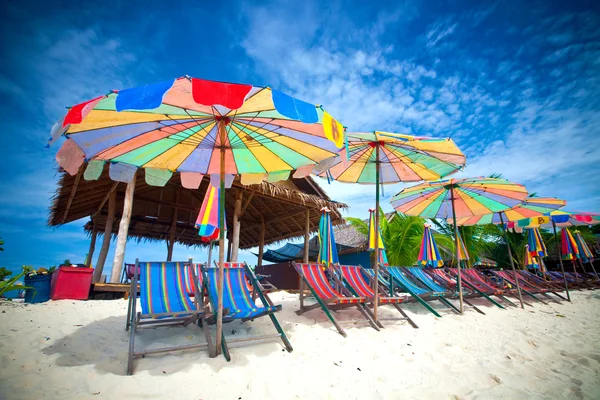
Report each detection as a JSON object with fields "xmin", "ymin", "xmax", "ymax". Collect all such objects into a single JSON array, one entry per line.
[{"xmin": 1, "ymin": 0, "xmax": 599, "ymax": 276}]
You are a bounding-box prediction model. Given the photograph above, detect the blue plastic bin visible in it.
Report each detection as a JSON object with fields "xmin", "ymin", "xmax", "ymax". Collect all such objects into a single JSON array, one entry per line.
[{"xmin": 24, "ymin": 274, "xmax": 51, "ymax": 303}]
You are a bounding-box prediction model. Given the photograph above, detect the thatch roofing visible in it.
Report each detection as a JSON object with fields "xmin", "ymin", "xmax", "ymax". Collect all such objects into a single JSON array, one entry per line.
[{"xmin": 48, "ymin": 164, "xmax": 347, "ymax": 249}]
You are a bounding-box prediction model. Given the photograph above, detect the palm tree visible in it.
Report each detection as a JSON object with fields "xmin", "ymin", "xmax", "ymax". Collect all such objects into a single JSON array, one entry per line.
[
  {"xmin": 347, "ymin": 208, "xmax": 454, "ymax": 266},
  {"xmin": 0, "ymin": 236, "xmax": 4, "ymax": 252}
]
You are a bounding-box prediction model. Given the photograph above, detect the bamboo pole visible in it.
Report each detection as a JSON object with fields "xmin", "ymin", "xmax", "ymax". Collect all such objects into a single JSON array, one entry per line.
[
  {"xmin": 231, "ymin": 190, "xmax": 243, "ymax": 262},
  {"xmin": 258, "ymin": 216, "xmax": 265, "ymax": 267},
  {"xmin": 215, "ymin": 119, "xmax": 226, "ymax": 356},
  {"xmin": 166, "ymin": 189, "xmax": 180, "ymax": 261},
  {"xmin": 373, "ymin": 145, "xmax": 380, "ymax": 322},
  {"xmin": 499, "ymin": 214, "xmax": 524, "ymax": 309},
  {"xmin": 552, "ymin": 221, "xmax": 571, "ymax": 302},
  {"xmin": 93, "ymin": 189, "xmax": 116, "ymax": 283},
  {"xmin": 110, "ymin": 174, "xmax": 137, "ymax": 283},
  {"xmin": 450, "ymin": 186, "xmax": 464, "ymax": 314},
  {"xmin": 85, "ymin": 219, "xmax": 98, "ymax": 268}
]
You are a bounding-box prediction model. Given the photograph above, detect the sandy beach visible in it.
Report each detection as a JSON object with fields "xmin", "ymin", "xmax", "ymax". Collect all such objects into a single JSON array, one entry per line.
[{"xmin": 1, "ymin": 290, "xmax": 599, "ymax": 400}]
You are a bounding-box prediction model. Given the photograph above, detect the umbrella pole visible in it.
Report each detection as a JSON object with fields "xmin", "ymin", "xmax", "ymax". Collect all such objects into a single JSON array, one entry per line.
[
  {"xmin": 554, "ymin": 223, "xmax": 575, "ymax": 294},
  {"xmin": 499, "ymin": 214, "xmax": 524, "ymax": 309},
  {"xmin": 450, "ymin": 186, "xmax": 464, "ymax": 314},
  {"xmin": 208, "ymin": 240, "xmax": 213, "ymax": 268},
  {"xmin": 215, "ymin": 120, "xmax": 226, "ymax": 355},
  {"xmin": 373, "ymin": 146, "xmax": 380, "ymax": 323},
  {"xmin": 589, "ymin": 261, "xmax": 599, "ymax": 280}
]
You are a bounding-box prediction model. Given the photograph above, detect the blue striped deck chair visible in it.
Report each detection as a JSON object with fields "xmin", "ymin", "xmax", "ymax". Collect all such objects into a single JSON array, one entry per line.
[
  {"xmin": 126, "ymin": 259, "xmax": 214, "ymax": 375},
  {"xmin": 381, "ymin": 266, "xmax": 458, "ymax": 318},
  {"xmin": 202, "ymin": 262, "xmax": 292, "ymax": 361},
  {"xmin": 403, "ymin": 267, "xmax": 488, "ymax": 314}
]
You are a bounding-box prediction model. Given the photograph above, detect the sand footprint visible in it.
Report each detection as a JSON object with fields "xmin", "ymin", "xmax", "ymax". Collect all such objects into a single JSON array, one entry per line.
[{"xmin": 490, "ymin": 374, "xmax": 502, "ymax": 386}]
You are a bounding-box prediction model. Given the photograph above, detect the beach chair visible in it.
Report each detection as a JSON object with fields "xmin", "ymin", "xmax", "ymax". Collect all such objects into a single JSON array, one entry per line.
[
  {"xmin": 403, "ymin": 267, "xmax": 490, "ymax": 314},
  {"xmin": 517, "ymin": 271, "xmax": 569, "ymax": 301},
  {"xmin": 492, "ymin": 270, "xmax": 553, "ymax": 304},
  {"xmin": 334, "ymin": 264, "xmax": 418, "ymax": 329},
  {"xmin": 379, "ymin": 266, "xmax": 459, "ymax": 318},
  {"xmin": 425, "ymin": 268, "xmax": 507, "ymax": 310},
  {"xmin": 443, "ymin": 268, "xmax": 523, "ymax": 308},
  {"xmin": 126, "ymin": 259, "xmax": 213, "ymax": 375},
  {"xmin": 203, "ymin": 262, "xmax": 292, "ymax": 361},
  {"xmin": 293, "ymin": 262, "xmax": 379, "ymax": 337}
]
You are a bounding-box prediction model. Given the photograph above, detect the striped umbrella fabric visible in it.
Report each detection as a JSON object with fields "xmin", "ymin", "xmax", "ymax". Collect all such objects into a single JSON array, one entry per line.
[
  {"xmin": 368, "ymin": 208, "xmax": 389, "ymax": 266},
  {"xmin": 52, "ymin": 77, "xmax": 345, "ymax": 185},
  {"xmin": 317, "ymin": 208, "xmax": 339, "ymax": 266},
  {"xmin": 524, "ymin": 245, "xmax": 540, "ymax": 270},
  {"xmin": 316, "ymin": 131, "xmax": 465, "ymax": 184},
  {"xmin": 561, "ymin": 228, "xmax": 579, "ymax": 261},
  {"xmin": 452, "ymin": 197, "xmax": 566, "ymax": 226},
  {"xmin": 456, "ymin": 230, "xmax": 469, "ymax": 261},
  {"xmin": 512, "ymin": 210, "xmax": 600, "ymax": 230},
  {"xmin": 195, "ymin": 184, "xmax": 223, "ymax": 242},
  {"xmin": 527, "ymin": 228, "xmax": 547, "ymax": 258},
  {"xmin": 418, "ymin": 224, "xmax": 444, "ymax": 267},
  {"xmin": 391, "ymin": 178, "xmax": 529, "ymax": 219},
  {"xmin": 573, "ymin": 231, "xmax": 594, "ymax": 263}
]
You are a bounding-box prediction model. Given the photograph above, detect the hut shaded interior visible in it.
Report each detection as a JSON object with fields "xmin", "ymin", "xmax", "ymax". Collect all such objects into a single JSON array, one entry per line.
[{"xmin": 48, "ymin": 164, "xmax": 346, "ymax": 250}]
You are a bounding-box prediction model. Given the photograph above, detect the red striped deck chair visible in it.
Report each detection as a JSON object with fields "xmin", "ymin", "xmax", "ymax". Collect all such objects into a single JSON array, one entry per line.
[
  {"xmin": 125, "ymin": 258, "xmax": 214, "ymax": 375},
  {"xmin": 292, "ymin": 262, "xmax": 378, "ymax": 337},
  {"xmin": 335, "ymin": 264, "xmax": 418, "ymax": 329},
  {"xmin": 492, "ymin": 270, "xmax": 551, "ymax": 304}
]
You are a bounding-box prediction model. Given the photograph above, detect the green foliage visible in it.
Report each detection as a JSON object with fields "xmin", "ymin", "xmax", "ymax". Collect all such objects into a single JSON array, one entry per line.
[
  {"xmin": 62, "ymin": 259, "xmax": 72, "ymax": 266},
  {"xmin": 0, "ymin": 271, "xmax": 34, "ymax": 298},
  {"xmin": 22, "ymin": 265, "xmax": 34, "ymax": 275},
  {"xmin": 0, "ymin": 267, "xmax": 12, "ymax": 281},
  {"xmin": 348, "ymin": 208, "xmax": 454, "ymax": 266},
  {"xmin": 48, "ymin": 266, "xmax": 57, "ymax": 274},
  {"xmin": 0, "ymin": 236, "xmax": 4, "ymax": 251}
]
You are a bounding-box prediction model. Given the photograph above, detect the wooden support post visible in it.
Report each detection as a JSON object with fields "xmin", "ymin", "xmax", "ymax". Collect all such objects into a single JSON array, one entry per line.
[
  {"xmin": 300, "ymin": 209, "xmax": 310, "ymax": 308},
  {"xmin": 231, "ymin": 190, "xmax": 243, "ymax": 262},
  {"xmin": 110, "ymin": 174, "xmax": 137, "ymax": 283},
  {"xmin": 93, "ymin": 189, "xmax": 116, "ymax": 283},
  {"xmin": 227, "ymin": 233, "xmax": 232, "ymax": 262},
  {"xmin": 85, "ymin": 219, "xmax": 98, "ymax": 268},
  {"xmin": 258, "ymin": 216, "xmax": 265, "ymax": 267},
  {"xmin": 167, "ymin": 189, "xmax": 180, "ymax": 261}
]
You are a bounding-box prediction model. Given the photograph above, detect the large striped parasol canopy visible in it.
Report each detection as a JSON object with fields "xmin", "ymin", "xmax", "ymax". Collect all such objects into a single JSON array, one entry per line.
[
  {"xmin": 391, "ymin": 177, "xmax": 529, "ymax": 219},
  {"xmin": 317, "ymin": 131, "xmax": 465, "ymax": 184},
  {"xmin": 418, "ymin": 224, "xmax": 444, "ymax": 267},
  {"xmin": 452, "ymin": 197, "xmax": 566, "ymax": 226},
  {"xmin": 317, "ymin": 208, "xmax": 339, "ymax": 267},
  {"xmin": 51, "ymin": 76, "xmax": 345, "ymax": 183},
  {"xmin": 368, "ymin": 208, "xmax": 389, "ymax": 266}
]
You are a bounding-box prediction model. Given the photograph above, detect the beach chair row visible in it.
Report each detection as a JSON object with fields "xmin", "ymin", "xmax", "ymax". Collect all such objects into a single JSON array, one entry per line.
[
  {"xmin": 292, "ymin": 262, "xmax": 593, "ymax": 337},
  {"xmin": 125, "ymin": 259, "xmax": 292, "ymax": 375}
]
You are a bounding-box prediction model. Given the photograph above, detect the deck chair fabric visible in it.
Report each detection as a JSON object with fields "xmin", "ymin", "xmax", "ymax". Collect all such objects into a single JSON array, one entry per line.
[
  {"xmin": 386, "ymin": 267, "xmax": 432, "ymax": 296},
  {"xmin": 402, "ymin": 267, "xmax": 448, "ymax": 294},
  {"xmin": 293, "ymin": 262, "xmax": 378, "ymax": 337},
  {"xmin": 435, "ymin": 268, "xmax": 509, "ymax": 309},
  {"xmin": 126, "ymin": 259, "xmax": 213, "ymax": 375},
  {"xmin": 203, "ymin": 262, "xmax": 292, "ymax": 360},
  {"xmin": 204, "ymin": 263, "xmax": 279, "ymax": 319}
]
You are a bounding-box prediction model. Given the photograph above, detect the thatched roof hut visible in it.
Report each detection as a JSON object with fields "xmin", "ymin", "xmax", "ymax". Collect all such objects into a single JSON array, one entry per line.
[{"xmin": 48, "ymin": 165, "xmax": 346, "ymax": 251}]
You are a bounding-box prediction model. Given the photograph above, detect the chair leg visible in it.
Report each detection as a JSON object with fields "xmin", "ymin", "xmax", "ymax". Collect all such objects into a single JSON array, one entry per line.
[
  {"xmin": 391, "ymin": 303, "xmax": 419, "ymax": 329},
  {"xmin": 267, "ymin": 313, "xmax": 293, "ymax": 352},
  {"xmin": 438, "ymin": 297, "xmax": 461, "ymax": 314},
  {"xmin": 356, "ymin": 304, "xmax": 380, "ymax": 331},
  {"xmin": 201, "ymin": 314, "xmax": 216, "ymax": 358},
  {"xmin": 464, "ymin": 299, "xmax": 486, "ymax": 315},
  {"xmin": 221, "ymin": 331, "xmax": 231, "ymax": 362},
  {"xmin": 126, "ymin": 316, "xmax": 136, "ymax": 375}
]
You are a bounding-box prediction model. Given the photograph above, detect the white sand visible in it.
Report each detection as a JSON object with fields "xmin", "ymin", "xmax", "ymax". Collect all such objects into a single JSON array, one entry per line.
[{"xmin": 1, "ymin": 290, "xmax": 599, "ymax": 400}]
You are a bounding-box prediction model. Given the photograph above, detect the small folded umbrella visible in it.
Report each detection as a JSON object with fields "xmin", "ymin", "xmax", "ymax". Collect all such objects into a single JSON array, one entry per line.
[
  {"xmin": 418, "ymin": 224, "xmax": 444, "ymax": 268},
  {"xmin": 456, "ymin": 230, "xmax": 470, "ymax": 263},
  {"xmin": 561, "ymin": 227, "xmax": 585, "ymax": 283},
  {"xmin": 573, "ymin": 231, "xmax": 599, "ymax": 279},
  {"xmin": 195, "ymin": 184, "xmax": 224, "ymax": 267},
  {"xmin": 524, "ymin": 244, "xmax": 540, "ymax": 270},
  {"xmin": 317, "ymin": 208, "xmax": 339, "ymax": 267},
  {"xmin": 368, "ymin": 208, "xmax": 389, "ymax": 266},
  {"xmin": 526, "ymin": 228, "xmax": 548, "ymax": 278}
]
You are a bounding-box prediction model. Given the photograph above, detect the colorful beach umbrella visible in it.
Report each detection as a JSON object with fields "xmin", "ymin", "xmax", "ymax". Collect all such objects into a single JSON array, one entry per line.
[
  {"xmin": 195, "ymin": 185, "xmax": 223, "ymax": 242},
  {"xmin": 573, "ymin": 231, "xmax": 599, "ymax": 279},
  {"xmin": 316, "ymin": 131, "xmax": 465, "ymax": 322},
  {"xmin": 418, "ymin": 224, "xmax": 444, "ymax": 267},
  {"xmin": 368, "ymin": 208, "xmax": 389, "ymax": 266},
  {"xmin": 524, "ymin": 245, "xmax": 540, "ymax": 270},
  {"xmin": 317, "ymin": 208, "xmax": 339, "ymax": 267},
  {"xmin": 526, "ymin": 228, "xmax": 548, "ymax": 276},
  {"xmin": 51, "ymin": 77, "xmax": 345, "ymax": 357},
  {"xmin": 453, "ymin": 197, "xmax": 566, "ymax": 226},
  {"xmin": 561, "ymin": 228, "xmax": 579, "ymax": 261},
  {"xmin": 511, "ymin": 210, "xmax": 600, "ymax": 230},
  {"xmin": 391, "ymin": 177, "xmax": 529, "ymax": 312},
  {"xmin": 456, "ymin": 230, "xmax": 469, "ymax": 261}
]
